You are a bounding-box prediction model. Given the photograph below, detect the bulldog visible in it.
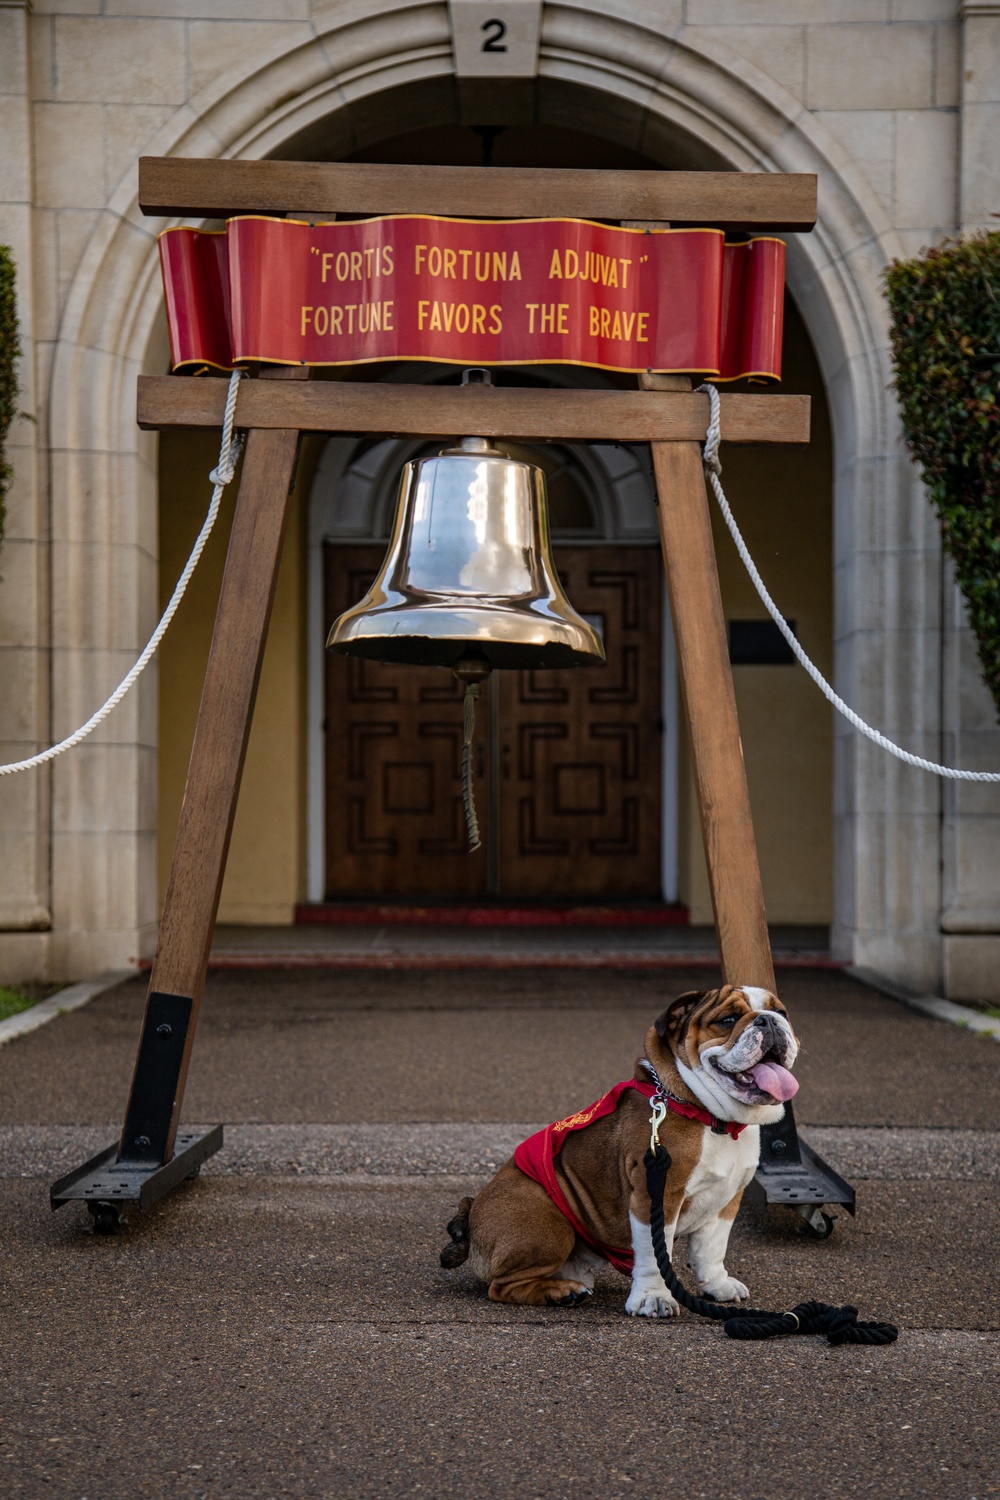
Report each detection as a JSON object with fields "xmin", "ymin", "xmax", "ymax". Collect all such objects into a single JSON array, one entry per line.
[{"xmin": 440, "ymin": 985, "xmax": 799, "ymax": 1315}]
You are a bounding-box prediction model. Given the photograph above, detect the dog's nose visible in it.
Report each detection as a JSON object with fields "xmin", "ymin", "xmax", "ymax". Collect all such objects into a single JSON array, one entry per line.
[
  {"xmin": 750, "ymin": 1012, "xmax": 788, "ymax": 1057},
  {"xmin": 753, "ymin": 1014, "xmax": 782, "ymax": 1043}
]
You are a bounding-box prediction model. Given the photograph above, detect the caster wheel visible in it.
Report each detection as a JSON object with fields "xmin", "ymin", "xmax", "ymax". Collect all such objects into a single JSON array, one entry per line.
[
  {"xmin": 186, "ymin": 1165, "xmax": 202, "ymax": 1180},
  {"xmin": 799, "ymin": 1206, "xmax": 836, "ymax": 1240},
  {"xmin": 88, "ymin": 1201, "xmax": 127, "ymax": 1236}
]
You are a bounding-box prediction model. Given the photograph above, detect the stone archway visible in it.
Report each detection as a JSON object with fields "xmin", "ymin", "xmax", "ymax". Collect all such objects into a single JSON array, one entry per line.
[{"xmin": 44, "ymin": 4, "xmax": 938, "ymax": 984}]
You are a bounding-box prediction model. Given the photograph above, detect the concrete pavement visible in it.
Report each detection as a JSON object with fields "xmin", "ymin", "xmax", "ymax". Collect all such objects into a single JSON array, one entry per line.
[
  {"xmin": 2, "ymin": 966, "xmax": 997, "ymax": 1128},
  {"xmin": 0, "ymin": 966, "xmax": 998, "ymax": 1497}
]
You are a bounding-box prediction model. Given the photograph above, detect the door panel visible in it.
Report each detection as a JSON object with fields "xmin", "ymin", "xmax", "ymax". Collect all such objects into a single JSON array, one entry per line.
[
  {"xmin": 497, "ymin": 547, "xmax": 662, "ymax": 898},
  {"xmin": 324, "ymin": 546, "xmax": 491, "ymax": 897},
  {"xmin": 324, "ymin": 544, "xmax": 662, "ymax": 901}
]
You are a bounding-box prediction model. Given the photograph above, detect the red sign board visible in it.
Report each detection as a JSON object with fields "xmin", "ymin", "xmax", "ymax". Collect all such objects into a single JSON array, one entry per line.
[{"xmin": 160, "ymin": 215, "xmax": 784, "ymax": 381}]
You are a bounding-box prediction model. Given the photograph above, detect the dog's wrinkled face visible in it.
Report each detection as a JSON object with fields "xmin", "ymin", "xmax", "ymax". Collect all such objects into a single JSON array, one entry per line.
[{"xmin": 655, "ymin": 985, "xmax": 799, "ymax": 1109}]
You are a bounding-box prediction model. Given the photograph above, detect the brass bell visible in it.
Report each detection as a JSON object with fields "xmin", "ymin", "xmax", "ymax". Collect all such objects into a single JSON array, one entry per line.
[{"xmin": 326, "ymin": 434, "xmax": 605, "ymax": 672}]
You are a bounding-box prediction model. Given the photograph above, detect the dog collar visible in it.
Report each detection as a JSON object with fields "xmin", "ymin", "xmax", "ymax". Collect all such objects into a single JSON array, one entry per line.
[{"xmin": 641, "ymin": 1061, "xmax": 748, "ymax": 1141}]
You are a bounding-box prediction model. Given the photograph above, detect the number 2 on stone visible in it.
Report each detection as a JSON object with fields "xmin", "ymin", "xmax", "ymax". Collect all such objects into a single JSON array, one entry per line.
[{"xmin": 481, "ymin": 19, "xmax": 508, "ymax": 52}]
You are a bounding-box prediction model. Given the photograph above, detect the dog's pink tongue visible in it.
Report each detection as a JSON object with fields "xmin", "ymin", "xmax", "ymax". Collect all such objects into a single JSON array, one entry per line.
[{"xmin": 749, "ymin": 1061, "xmax": 799, "ymax": 1101}]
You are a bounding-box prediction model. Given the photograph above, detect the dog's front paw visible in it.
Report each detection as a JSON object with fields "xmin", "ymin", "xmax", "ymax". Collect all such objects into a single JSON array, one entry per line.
[
  {"xmin": 700, "ymin": 1275, "xmax": 749, "ymax": 1303},
  {"xmin": 625, "ymin": 1285, "xmax": 679, "ymax": 1319}
]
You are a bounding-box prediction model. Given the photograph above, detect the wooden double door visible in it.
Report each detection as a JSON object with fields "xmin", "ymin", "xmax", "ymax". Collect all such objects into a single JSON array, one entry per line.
[{"xmin": 324, "ymin": 545, "xmax": 663, "ymax": 900}]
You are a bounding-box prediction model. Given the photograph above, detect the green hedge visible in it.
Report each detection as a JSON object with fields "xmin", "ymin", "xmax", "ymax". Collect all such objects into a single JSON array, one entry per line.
[
  {"xmin": 885, "ymin": 234, "xmax": 1000, "ymax": 721},
  {"xmin": 0, "ymin": 246, "xmax": 18, "ymax": 554}
]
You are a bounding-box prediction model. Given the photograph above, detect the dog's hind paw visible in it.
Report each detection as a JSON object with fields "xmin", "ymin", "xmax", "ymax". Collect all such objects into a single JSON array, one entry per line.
[
  {"xmin": 556, "ymin": 1287, "xmax": 593, "ymax": 1307},
  {"xmin": 700, "ymin": 1276, "xmax": 749, "ymax": 1303},
  {"xmin": 542, "ymin": 1279, "xmax": 592, "ymax": 1307},
  {"xmin": 625, "ymin": 1286, "xmax": 679, "ymax": 1318}
]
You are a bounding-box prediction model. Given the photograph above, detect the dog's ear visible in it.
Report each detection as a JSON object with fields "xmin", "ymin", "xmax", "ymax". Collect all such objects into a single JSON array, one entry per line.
[{"xmin": 654, "ymin": 990, "xmax": 710, "ymax": 1043}]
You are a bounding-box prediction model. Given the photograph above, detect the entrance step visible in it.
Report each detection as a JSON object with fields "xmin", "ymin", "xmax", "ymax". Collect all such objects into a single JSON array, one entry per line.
[
  {"xmin": 193, "ymin": 923, "xmax": 836, "ymax": 971},
  {"xmin": 294, "ymin": 903, "xmax": 690, "ymax": 927}
]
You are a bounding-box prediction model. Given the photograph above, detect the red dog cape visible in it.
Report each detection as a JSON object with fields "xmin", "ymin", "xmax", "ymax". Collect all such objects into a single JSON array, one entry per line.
[
  {"xmin": 514, "ymin": 1080, "xmax": 657, "ymax": 1274},
  {"xmin": 514, "ymin": 1079, "xmax": 748, "ymax": 1275}
]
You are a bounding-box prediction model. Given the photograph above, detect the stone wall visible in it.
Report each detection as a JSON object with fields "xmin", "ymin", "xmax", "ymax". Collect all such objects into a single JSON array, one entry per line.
[{"xmin": 0, "ymin": 0, "xmax": 996, "ymax": 996}]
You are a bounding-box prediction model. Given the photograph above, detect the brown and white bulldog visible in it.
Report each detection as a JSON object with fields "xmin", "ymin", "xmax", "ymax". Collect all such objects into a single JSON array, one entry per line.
[{"xmin": 441, "ymin": 985, "xmax": 799, "ymax": 1315}]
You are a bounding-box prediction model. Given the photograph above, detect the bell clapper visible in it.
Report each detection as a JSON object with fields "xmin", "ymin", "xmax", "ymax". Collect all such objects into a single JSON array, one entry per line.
[{"xmin": 453, "ymin": 656, "xmax": 492, "ymax": 853}]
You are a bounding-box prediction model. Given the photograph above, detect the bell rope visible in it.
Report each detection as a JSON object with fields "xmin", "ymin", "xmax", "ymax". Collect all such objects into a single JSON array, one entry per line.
[
  {"xmin": 697, "ymin": 381, "xmax": 1000, "ymax": 782},
  {"xmin": 0, "ymin": 369, "xmax": 246, "ymax": 778},
  {"xmin": 461, "ymin": 680, "xmax": 482, "ymax": 852}
]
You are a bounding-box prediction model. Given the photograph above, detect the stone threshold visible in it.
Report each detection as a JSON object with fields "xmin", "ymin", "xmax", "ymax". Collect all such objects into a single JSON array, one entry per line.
[{"xmin": 187, "ymin": 951, "xmax": 843, "ymax": 971}]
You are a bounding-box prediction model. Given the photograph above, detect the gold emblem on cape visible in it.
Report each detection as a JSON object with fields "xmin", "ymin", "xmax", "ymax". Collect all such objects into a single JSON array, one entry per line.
[{"xmin": 552, "ymin": 1104, "xmax": 600, "ymax": 1134}]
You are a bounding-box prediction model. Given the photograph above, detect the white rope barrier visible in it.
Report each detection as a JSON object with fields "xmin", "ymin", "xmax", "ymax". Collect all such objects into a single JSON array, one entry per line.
[
  {"xmin": 0, "ymin": 370, "xmax": 994, "ymax": 785},
  {"xmin": 0, "ymin": 369, "xmax": 246, "ymax": 777},
  {"xmin": 697, "ymin": 381, "xmax": 1000, "ymax": 782}
]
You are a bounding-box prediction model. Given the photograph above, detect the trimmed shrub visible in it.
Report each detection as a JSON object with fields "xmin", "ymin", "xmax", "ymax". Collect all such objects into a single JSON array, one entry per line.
[
  {"xmin": 0, "ymin": 246, "xmax": 18, "ymax": 553},
  {"xmin": 885, "ymin": 234, "xmax": 1000, "ymax": 721}
]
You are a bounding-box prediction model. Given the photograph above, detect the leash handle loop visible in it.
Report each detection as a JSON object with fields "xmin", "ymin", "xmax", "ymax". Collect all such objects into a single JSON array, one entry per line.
[{"xmin": 643, "ymin": 1146, "xmax": 898, "ymax": 1346}]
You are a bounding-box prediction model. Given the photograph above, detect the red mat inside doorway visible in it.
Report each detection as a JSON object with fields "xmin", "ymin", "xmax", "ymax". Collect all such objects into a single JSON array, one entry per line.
[{"xmin": 293, "ymin": 904, "xmax": 691, "ymax": 928}]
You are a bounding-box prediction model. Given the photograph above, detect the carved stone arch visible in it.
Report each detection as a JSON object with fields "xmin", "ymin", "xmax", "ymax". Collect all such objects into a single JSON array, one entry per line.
[{"xmin": 46, "ymin": 3, "xmax": 937, "ymax": 982}]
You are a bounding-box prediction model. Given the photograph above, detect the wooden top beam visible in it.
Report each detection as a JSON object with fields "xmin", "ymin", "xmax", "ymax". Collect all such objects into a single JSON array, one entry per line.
[
  {"xmin": 137, "ymin": 377, "xmax": 810, "ymax": 445},
  {"xmin": 138, "ymin": 158, "xmax": 817, "ymax": 232}
]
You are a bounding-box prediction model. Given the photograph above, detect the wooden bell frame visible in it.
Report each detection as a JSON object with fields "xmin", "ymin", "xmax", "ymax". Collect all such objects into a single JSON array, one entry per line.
[{"xmin": 52, "ymin": 159, "xmax": 839, "ymax": 1226}]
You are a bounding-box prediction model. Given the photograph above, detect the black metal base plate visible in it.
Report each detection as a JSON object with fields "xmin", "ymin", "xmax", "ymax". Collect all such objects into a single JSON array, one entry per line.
[
  {"xmin": 50, "ymin": 1125, "xmax": 223, "ymax": 1212},
  {"xmin": 750, "ymin": 1136, "xmax": 856, "ymax": 1215}
]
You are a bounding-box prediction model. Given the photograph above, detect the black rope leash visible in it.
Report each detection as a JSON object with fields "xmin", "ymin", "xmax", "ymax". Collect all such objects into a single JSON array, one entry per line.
[{"xmin": 644, "ymin": 1143, "xmax": 898, "ymax": 1346}]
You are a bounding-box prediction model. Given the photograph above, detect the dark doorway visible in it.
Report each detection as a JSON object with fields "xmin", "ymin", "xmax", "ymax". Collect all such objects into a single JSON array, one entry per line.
[{"xmin": 323, "ymin": 544, "xmax": 662, "ymax": 900}]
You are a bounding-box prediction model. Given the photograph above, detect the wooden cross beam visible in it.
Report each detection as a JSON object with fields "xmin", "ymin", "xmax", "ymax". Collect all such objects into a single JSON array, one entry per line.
[
  {"xmin": 137, "ymin": 378, "xmax": 809, "ymax": 445},
  {"xmin": 53, "ymin": 158, "xmax": 818, "ymax": 1229},
  {"xmin": 138, "ymin": 157, "xmax": 817, "ymax": 231}
]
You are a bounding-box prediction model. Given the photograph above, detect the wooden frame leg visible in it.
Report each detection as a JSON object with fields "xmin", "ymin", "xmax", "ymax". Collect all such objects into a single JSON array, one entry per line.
[
  {"xmin": 118, "ymin": 386, "xmax": 304, "ymax": 1166},
  {"xmin": 651, "ymin": 436, "xmax": 775, "ymax": 992}
]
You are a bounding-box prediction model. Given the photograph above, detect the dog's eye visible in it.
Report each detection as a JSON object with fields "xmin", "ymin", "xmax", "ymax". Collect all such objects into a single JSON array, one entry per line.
[{"xmin": 717, "ymin": 1014, "xmax": 738, "ymax": 1028}]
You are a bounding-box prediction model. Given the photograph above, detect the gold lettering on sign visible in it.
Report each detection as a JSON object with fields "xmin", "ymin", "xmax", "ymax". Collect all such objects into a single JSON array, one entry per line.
[
  {"xmin": 548, "ymin": 249, "xmax": 633, "ymax": 289},
  {"xmin": 587, "ymin": 306, "xmax": 650, "ymax": 342},
  {"xmin": 301, "ymin": 301, "xmax": 395, "ymax": 337},
  {"xmin": 417, "ymin": 300, "xmax": 498, "ymax": 333},
  {"xmin": 315, "ymin": 246, "xmax": 394, "ymax": 284},
  {"xmin": 525, "ymin": 303, "xmax": 570, "ymax": 335},
  {"xmin": 414, "ymin": 245, "xmax": 522, "ymax": 283}
]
